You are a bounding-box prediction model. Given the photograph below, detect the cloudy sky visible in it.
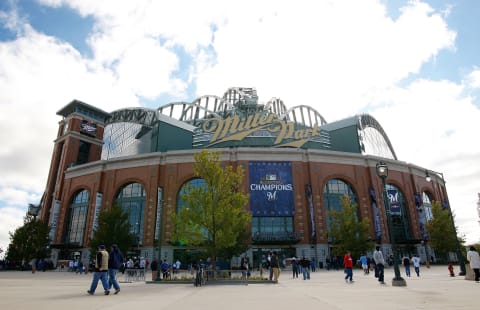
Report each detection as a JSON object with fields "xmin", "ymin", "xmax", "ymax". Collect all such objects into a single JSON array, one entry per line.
[{"xmin": 1, "ymin": 0, "xmax": 479, "ymax": 256}]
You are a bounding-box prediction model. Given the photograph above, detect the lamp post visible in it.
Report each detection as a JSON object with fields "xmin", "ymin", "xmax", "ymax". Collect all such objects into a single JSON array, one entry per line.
[
  {"xmin": 28, "ymin": 204, "xmax": 40, "ymax": 220},
  {"xmin": 376, "ymin": 162, "xmax": 407, "ymax": 287},
  {"xmin": 155, "ymin": 188, "xmax": 163, "ymax": 281},
  {"xmin": 425, "ymin": 170, "xmax": 466, "ymax": 275}
]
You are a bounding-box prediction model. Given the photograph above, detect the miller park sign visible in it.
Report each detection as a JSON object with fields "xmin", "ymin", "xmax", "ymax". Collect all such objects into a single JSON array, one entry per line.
[{"xmin": 194, "ymin": 111, "xmax": 330, "ymax": 149}]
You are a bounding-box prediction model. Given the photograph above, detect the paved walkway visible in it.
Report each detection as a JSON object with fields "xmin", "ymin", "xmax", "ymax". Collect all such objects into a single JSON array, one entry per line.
[{"xmin": 0, "ymin": 265, "xmax": 477, "ymax": 310}]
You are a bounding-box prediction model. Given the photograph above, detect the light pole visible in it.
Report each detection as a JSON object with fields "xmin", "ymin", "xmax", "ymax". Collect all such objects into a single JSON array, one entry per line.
[
  {"xmin": 425, "ymin": 170, "xmax": 466, "ymax": 275},
  {"xmin": 28, "ymin": 204, "xmax": 40, "ymax": 220},
  {"xmin": 376, "ymin": 162, "xmax": 407, "ymax": 287},
  {"xmin": 155, "ymin": 188, "xmax": 163, "ymax": 281}
]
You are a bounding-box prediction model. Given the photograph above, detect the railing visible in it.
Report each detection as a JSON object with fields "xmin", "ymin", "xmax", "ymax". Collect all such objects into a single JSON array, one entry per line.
[
  {"xmin": 149, "ymin": 269, "xmax": 272, "ymax": 285},
  {"xmin": 121, "ymin": 268, "xmax": 145, "ymax": 282}
]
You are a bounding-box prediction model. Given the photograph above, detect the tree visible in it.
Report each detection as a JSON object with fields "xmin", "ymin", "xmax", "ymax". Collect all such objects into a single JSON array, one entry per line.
[
  {"xmin": 328, "ymin": 194, "xmax": 374, "ymax": 259},
  {"xmin": 426, "ymin": 200, "xmax": 458, "ymax": 257},
  {"xmin": 89, "ymin": 204, "xmax": 136, "ymax": 257},
  {"xmin": 6, "ymin": 215, "xmax": 50, "ymax": 265},
  {"xmin": 171, "ymin": 150, "xmax": 250, "ymax": 272}
]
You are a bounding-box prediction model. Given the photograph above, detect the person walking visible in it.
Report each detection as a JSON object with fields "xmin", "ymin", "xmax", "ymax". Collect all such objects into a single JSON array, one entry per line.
[
  {"xmin": 150, "ymin": 258, "xmax": 159, "ymax": 281},
  {"xmin": 411, "ymin": 255, "xmax": 421, "ymax": 277},
  {"xmin": 108, "ymin": 244, "xmax": 124, "ymax": 294},
  {"xmin": 343, "ymin": 251, "xmax": 353, "ymax": 283},
  {"xmin": 267, "ymin": 252, "xmax": 273, "ymax": 281},
  {"xmin": 270, "ymin": 251, "xmax": 280, "ymax": 282},
  {"xmin": 300, "ymin": 257, "xmax": 311, "ymax": 280},
  {"xmin": 373, "ymin": 246, "xmax": 386, "ymax": 284},
  {"xmin": 87, "ymin": 244, "xmax": 110, "ymax": 295},
  {"xmin": 467, "ymin": 246, "xmax": 480, "ymax": 282},
  {"xmin": 291, "ymin": 257, "xmax": 299, "ymax": 279},
  {"xmin": 359, "ymin": 254, "xmax": 368, "ymax": 275},
  {"xmin": 402, "ymin": 256, "xmax": 411, "ymax": 277}
]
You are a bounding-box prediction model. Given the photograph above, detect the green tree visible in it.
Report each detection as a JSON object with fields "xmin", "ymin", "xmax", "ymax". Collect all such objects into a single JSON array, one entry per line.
[
  {"xmin": 426, "ymin": 200, "xmax": 458, "ymax": 257},
  {"xmin": 6, "ymin": 215, "xmax": 50, "ymax": 265},
  {"xmin": 328, "ymin": 194, "xmax": 374, "ymax": 259},
  {"xmin": 171, "ymin": 150, "xmax": 250, "ymax": 272},
  {"xmin": 89, "ymin": 204, "xmax": 136, "ymax": 257}
]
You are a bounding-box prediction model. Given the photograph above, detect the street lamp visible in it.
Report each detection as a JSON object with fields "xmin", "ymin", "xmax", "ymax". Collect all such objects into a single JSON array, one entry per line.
[
  {"xmin": 28, "ymin": 204, "xmax": 41, "ymax": 220},
  {"xmin": 425, "ymin": 170, "xmax": 466, "ymax": 275},
  {"xmin": 376, "ymin": 162, "xmax": 407, "ymax": 287}
]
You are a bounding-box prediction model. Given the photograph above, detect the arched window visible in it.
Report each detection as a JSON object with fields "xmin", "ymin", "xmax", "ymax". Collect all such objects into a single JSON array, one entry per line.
[
  {"xmin": 323, "ymin": 179, "xmax": 357, "ymax": 212},
  {"xmin": 422, "ymin": 192, "xmax": 433, "ymax": 221},
  {"xmin": 177, "ymin": 178, "xmax": 206, "ymax": 212},
  {"xmin": 116, "ymin": 182, "xmax": 146, "ymax": 245},
  {"xmin": 323, "ymin": 179, "xmax": 358, "ymax": 240},
  {"xmin": 66, "ymin": 189, "xmax": 89, "ymax": 246},
  {"xmin": 385, "ymin": 184, "xmax": 412, "ymax": 241}
]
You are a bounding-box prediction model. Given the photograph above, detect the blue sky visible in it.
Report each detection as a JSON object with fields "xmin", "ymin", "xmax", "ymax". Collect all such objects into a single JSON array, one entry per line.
[{"xmin": 1, "ymin": 0, "xmax": 479, "ymax": 256}]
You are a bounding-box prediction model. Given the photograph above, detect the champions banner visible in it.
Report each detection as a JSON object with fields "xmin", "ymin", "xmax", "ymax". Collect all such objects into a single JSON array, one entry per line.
[
  {"xmin": 387, "ymin": 189, "xmax": 401, "ymax": 216},
  {"xmin": 249, "ymin": 162, "xmax": 294, "ymax": 216}
]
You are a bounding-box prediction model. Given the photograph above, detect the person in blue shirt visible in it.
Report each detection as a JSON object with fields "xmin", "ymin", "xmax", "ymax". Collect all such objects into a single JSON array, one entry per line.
[
  {"xmin": 359, "ymin": 254, "xmax": 368, "ymax": 275},
  {"xmin": 108, "ymin": 244, "xmax": 124, "ymax": 294}
]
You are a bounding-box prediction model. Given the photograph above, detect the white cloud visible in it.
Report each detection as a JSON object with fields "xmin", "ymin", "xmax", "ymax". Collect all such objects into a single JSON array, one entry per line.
[
  {"xmin": 466, "ymin": 68, "xmax": 480, "ymax": 88},
  {"xmin": 0, "ymin": 207, "xmax": 26, "ymax": 258}
]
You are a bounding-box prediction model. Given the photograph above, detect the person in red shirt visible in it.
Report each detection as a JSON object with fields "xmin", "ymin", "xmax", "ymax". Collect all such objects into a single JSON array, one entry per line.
[{"xmin": 344, "ymin": 251, "xmax": 354, "ymax": 283}]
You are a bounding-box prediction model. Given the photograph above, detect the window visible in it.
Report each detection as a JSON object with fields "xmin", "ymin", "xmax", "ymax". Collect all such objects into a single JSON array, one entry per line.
[
  {"xmin": 116, "ymin": 183, "xmax": 146, "ymax": 245},
  {"xmin": 177, "ymin": 178, "xmax": 206, "ymax": 212},
  {"xmin": 66, "ymin": 190, "xmax": 89, "ymax": 245},
  {"xmin": 251, "ymin": 217, "xmax": 293, "ymax": 235},
  {"xmin": 323, "ymin": 179, "xmax": 357, "ymax": 240},
  {"xmin": 422, "ymin": 192, "xmax": 433, "ymax": 221},
  {"xmin": 77, "ymin": 140, "xmax": 91, "ymax": 165}
]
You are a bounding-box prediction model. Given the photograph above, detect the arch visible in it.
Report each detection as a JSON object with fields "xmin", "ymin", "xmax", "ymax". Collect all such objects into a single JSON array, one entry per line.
[
  {"xmin": 265, "ymin": 97, "xmax": 287, "ymax": 116},
  {"xmin": 158, "ymin": 97, "xmax": 228, "ymax": 125},
  {"xmin": 323, "ymin": 178, "xmax": 359, "ymax": 241},
  {"xmin": 283, "ymin": 105, "xmax": 327, "ymax": 127},
  {"xmin": 65, "ymin": 189, "xmax": 90, "ymax": 246},
  {"xmin": 357, "ymin": 114, "xmax": 397, "ymax": 160},
  {"xmin": 115, "ymin": 182, "xmax": 147, "ymax": 245},
  {"xmin": 176, "ymin": 178, "xmax": 206, "ymax": 212}
]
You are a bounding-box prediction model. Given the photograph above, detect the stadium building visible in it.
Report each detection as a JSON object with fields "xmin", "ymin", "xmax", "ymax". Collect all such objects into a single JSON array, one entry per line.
[{"xmin": 38, "ymin": 87, "xmax": 452, "ymax": 267}]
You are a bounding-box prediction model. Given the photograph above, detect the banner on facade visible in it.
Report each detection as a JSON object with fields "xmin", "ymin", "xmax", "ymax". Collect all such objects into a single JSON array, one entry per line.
[
  {"xmin": 249, "ymin": 162, "xmax": 294, "ymax": 216},
  {"xmin": 91, "ymin": 192, "xmax": 103, "ymax": 238},
  {"xmin": 48, "ymin": 200, "xmax": 61, "ymax": 241},
  {"xmin": 415, "ymin": 193, "xmax": 428, "ymax": 239},
  {"xmin": 387, "ymin": 189, "xmax": 401, "ymax": 215},
  {"xmin": 369, "ymin": 187, "xmax": 382, "ymax": 240},
  {"xmin": 305, "ymin": 184, "xmax": 315, "ymax": 239},
  {"xmin": 155, "ymin": 187, "xmax": 163, "ymax": 240}
]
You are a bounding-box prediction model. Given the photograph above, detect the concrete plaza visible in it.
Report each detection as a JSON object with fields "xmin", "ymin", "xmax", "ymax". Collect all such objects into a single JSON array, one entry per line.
[{"xmin": 0, "ymin": 265, "xmax": 477, "ymax": 310}]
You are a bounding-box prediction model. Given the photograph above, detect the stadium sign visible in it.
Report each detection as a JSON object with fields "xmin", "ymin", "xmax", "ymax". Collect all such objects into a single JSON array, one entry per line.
[{"xmin": 201, "ymin": 112, "xmax": 321, "ymax": 148}]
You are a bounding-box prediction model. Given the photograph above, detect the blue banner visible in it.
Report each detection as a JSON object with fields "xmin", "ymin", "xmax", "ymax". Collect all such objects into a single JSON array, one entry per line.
[
  {"xmin": 387, "ymin": 189, "xmax": 401, "ymax": 216},
  {"xmin": 415, "ymin": 192, "xmax": 428, "ymax": 239},
  {"xmin": 369, "ymin": 187, "xmax": 382, "ymax": 240},
  {"xmin": 249, "ymin": 162, "xmax": 294, "ymax": 216}
]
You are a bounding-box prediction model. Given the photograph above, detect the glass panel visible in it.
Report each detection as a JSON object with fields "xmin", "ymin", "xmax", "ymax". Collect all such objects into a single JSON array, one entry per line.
[
  {"xmin": 177, "ymin": 178, "xmax": 207, "ymax": 212},
  {"xmin": 323, "ymin": 179, "xmax": 357, "ymax": 240},
  {"xmin": 422, "ymin": 192, "xmax": 433, "ymax": 221},
  {"xmin": 66, "ymin": 189, "xmax": 89, "ymax": 245},
  {"xmin": 116, "ymin": 183, "xmax": 146, "ymax": 244}
]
